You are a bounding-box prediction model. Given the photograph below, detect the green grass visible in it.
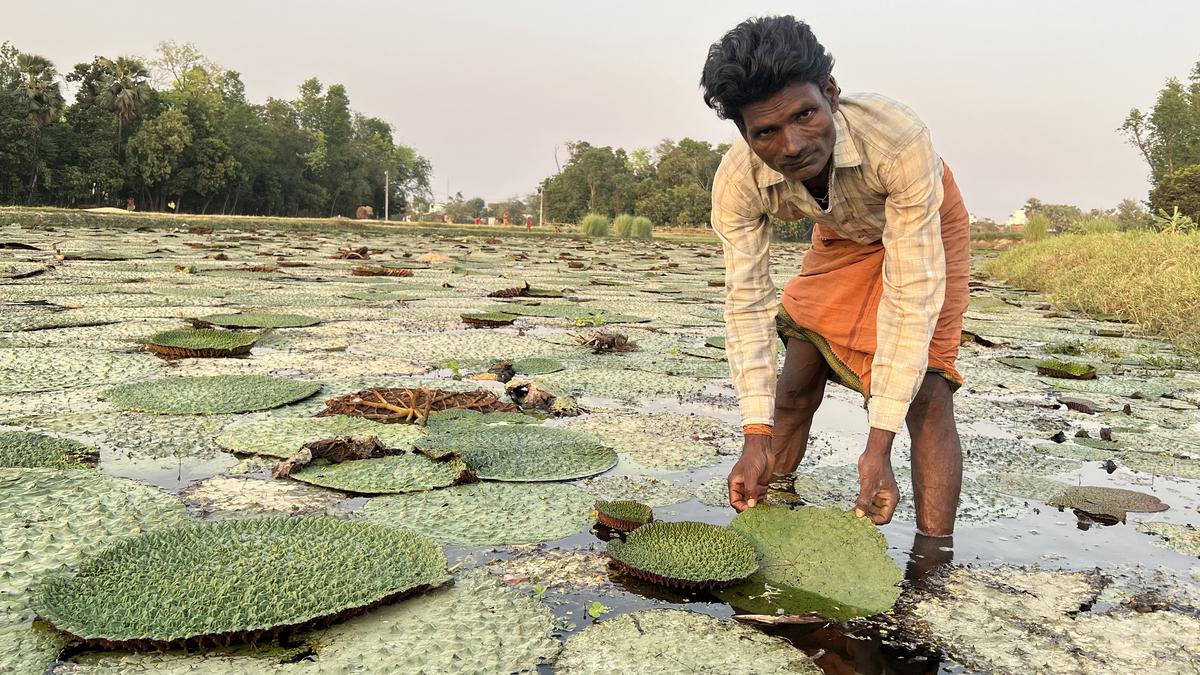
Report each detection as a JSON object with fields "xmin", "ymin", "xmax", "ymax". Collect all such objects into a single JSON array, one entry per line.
[
  {"xmin": 1024, "ymin": 213, "xmax": 1050, "ymax": 242},
  {"xmin": 581, "ymin": 213, "xmax": 610, "ymax": 237},
  {"xmin": 632, "ymin": 216, "xmax": 653, "ymax": 239},
  {"xmin": 614, "ymin": 214, "xmax": 635, "ymax": 237},
  {"xmin": 985, "ymin": 231, "xmax": 1200, "ymax": 353}
]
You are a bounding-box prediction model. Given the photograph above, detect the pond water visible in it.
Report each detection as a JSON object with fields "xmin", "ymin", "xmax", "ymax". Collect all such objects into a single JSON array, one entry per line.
[{"xmin": 1, "ymin": 220, "xmax": 1197, "ymax": 674}]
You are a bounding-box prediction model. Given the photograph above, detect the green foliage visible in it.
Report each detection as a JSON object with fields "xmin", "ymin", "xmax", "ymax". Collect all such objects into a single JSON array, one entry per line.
[
  {"xmin": 631, "ymin": 215, "xmax": 653, "ymax": 238},
  {"xmin": 586, "ymin": 600, "xmax": 611, "ymax": 619},
  {"xmin": 607, "ymin": 521, "xmax": 758, "ymax": 588},
  {"xmin": 216, "ymin": 415, "xmax": 426, "ymax": 458},
  {"xmin": 986, "ymin": 232, "xmax": 1200, "ymax": 352},
  {"xmin": 1066, "ymin": 217, "xmax": 1118, "ymax": 235},
  {"xmin": 100, "ymin": 374, "xmax": 320, "ymax": 414},
  {"xmin": 725, "ymin": 505, "xmax": 902, "ymax": 616},
  {"xmin": 361, "ymin": 481, "xmax": 595, "ymax": 546},
  {"xmin": 613, "ymin": 213, "xmax": 634, "ymax": 237},
  {"xmin": 0, "ymin": 41, "xmax": 431, "ymax": 216},
  {"xmin": 581, "ymin": 212, "xmax": 610, "ymax": 236},
  {"xmin": 146, "ymin": 328, "xmax": 258, "ymax": 354},
  {"xmin": 289, "ymin": 454, "xmax": 470, "ymax": 495},
  {"xmin": 1022, "ymin": 198, "xmax": 1083, "ymax": 230},
  {"xmin": 415, "ymin": 424, "xmax": 617, "ymax": 482},
  {"xmin": 595, "ymin": 500, "xmax": 653, "ymax": 529},
  {"xmin": 1149, "ymin": 205, "xmax": 1198, "ymax": 234},
  {"xmin": 1046, "ymin": 485, "xmax": 1168, "ymax": 521},
  {"xmin": 1149, "ymin": 164, "xmax": 1200, "ymax": 227},
  {"xmin": 0, "ymin": 431, "xmax": 97, "ymax": 468},
  {"xmin": 771, "ymin": 216, "xmax": 814, "ymax": 242},
  {"xmin": 1024, "ymin": 213, "xmax": 1050, "ymax": 242},
  {"xmin": 193, "ymin": 312, "xmax": 320, "ymax": 328},
  {"xmin": 32, "ymin": 517, "xmax": 448, "ymax": 646}
]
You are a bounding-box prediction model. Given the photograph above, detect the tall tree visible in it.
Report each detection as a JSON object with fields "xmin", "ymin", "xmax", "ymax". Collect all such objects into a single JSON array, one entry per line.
[
  {"xmin": 95, "ymin": 56, "xmax": 151, "ymax": 156},
  {"xmin": 14, "ymin": 52, "xmax": 63, "ymax": 196}
]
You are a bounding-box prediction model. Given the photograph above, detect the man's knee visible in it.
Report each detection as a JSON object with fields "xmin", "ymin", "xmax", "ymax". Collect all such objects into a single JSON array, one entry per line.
[{"xmin": 906, "ymin": 374, "xmax": 952, "ymax": 422}]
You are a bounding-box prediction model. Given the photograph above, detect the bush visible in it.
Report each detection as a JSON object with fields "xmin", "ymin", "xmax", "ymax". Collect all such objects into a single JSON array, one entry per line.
[
  {"xmin": 1067, "ymin": 217, "xmax": 1119, "ymax": 235},
  {"xmin": 1149, "ymin": 164, "xmax": 1200, "ymax": 225},
  {"xmin": 1024, "ymin": 213, "xmax": 1050, "ymax": 242},
  {"xmin": 613, "ymin": 213, "xmax": 635, "ymax": 237},
  {"xmin": 581, "ymin": 213, "xmax": 610, "ymax": 237},
  {"xmin": 986, "ymin": 231, "xmax": 1200, "ymax": 353},
  {"xmin": 631, "ymin": 216, "xmax": 653, "ymax": 239}
]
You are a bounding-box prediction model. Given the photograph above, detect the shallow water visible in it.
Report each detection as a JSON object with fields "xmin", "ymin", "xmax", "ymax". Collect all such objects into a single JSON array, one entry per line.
[{"xmin": 2, "ymin": 222, "xmax": 1198, "ymax": 673}]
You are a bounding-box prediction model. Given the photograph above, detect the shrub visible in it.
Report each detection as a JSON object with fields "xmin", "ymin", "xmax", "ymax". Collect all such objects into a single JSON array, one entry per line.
[
  {"xmin": 613, "ymin": 214, "xmax": 635, "ymax": 237},
  {"xmin": 581, "ymin": 213, "xmax": 610, "ymax": 237},
  {"xmin": 985, "ymin": 231, "xmax": 1200, "ymax": 353},
  {"xmin": 1067, "ymin": 217, "xmax": 1119, "ymax": 235},
  {"xmin": 1024, "ymin": 213, "xmax": 1050, "ymax": 242},
  {"xmin": 1149, "ymin": 163, "xmax": 1200, "ymax": 225},
  {"xmin": 631, "ymin": 216, "xmax": 653, "ymax": 239}
]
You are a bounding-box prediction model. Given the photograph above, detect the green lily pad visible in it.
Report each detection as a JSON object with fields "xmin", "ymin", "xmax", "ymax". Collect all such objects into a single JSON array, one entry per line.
[
  {"xmin": 607, "ymin": 521, "xmax": 758, "ymax": 589},
  {"xmin": 416, "ymin": 425, "xmax": 617, "ymax": 482},
  {"xmin": 100, "ymin": 375, "xmax": 320, "ymax": 414},
  {"xmin": 556, "ymin": 609, "xmax": 820, "ymax": 674},
  {"xmin": 145, "ymin": 328, "xmax": 259, "ymax": 357},
  {"xmin": 1037, "ymin": 359, "xmax": 1098, "ymax": 380},
  {"xmin": 192, "ymin": 312, "xmax": 320, "ymax": 328},
  {"xmin": 1118, "ymin": 452, "xmax": 1200, "ymax": 479},
  {"xmin": 594, "ymin": 500, "xmax": 653, "ymax": 531},
  {"xmin": 216, "ymin": 415, "xmax": 427, "ymax": 458},
  {"xmin": 289, "ymin": 454, "xmax": 471, "ymax": 495},
  {"xmin": 32, "ymin": 517, "xmax": 448, "ymax": 648},
  {"xmin": 0, "ymin": 348, "xmax": 160, "ymax": 395},
  {"xmin": 0, "ymin": 431, "xmax": 97, "ymax": 469},
  {"xmin": 361, "ymin": 481, "xmax": 594, "ymax": 546},
  {"xmin": 512, "ymin": 357, "xmax": 566, "ymax": 375},
  {"xmin": 1046, "ymin": 485, "xmax": 1169, "ymax": 521},
  {"xmin": 722, "ymin": 505, "xmax": 902, "ymax": 617}
]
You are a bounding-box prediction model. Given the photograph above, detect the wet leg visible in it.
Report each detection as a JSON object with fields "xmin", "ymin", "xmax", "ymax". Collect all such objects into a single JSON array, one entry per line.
[
  {"xmin": 906, "ymin": 374, "xmax": 962, "ymax": 536},
  {"xmin": 771, "ymin": 338, "xmax": 829, "ymax": 476}
]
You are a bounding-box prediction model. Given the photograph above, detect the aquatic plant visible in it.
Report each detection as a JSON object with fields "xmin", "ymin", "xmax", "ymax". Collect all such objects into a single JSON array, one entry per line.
[
  {"xmin": 606, "ymin": 521, "xmax": 758, "ymax": 589},
  {"xmin": 190, "ymin": 312, "xmax": 320, "ymax": 328},
  {"xmin": 145, "ymin": 328, "xmax": 259, "ymax": 358},
  {"xmin": 32, "ymin": 517, "xmax": 448, "ymax": 649},
  {"xmin": 100, "ymin": 375, "xmax": 320, "ymax": 414},
  {"xmin": 594, "ymin": 500, "xmax": 653, "ymax": 531},
  {"xmin": 0, "ymin": 431, "xmax": 97, "ymax": 468}
]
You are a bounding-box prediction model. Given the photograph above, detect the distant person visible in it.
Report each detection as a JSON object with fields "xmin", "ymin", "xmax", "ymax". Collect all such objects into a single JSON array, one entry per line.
[
  {"xmin": 126, "ymin": 197, "xmax": 136, "ymax": 211},
  {"xmin": 474, "ymin": 216, "xmax": 481, "ymax": 225},
  {"xmin": 503, "ymin": 213, "xmax": 510, "ymax": 226},
  {"xmin": 704, "ymin": 16, "xmax": 970, "ymax": 537},
  {"xmin": 525, "ymin": 215, "xmax": 534, "ymax": 229}
]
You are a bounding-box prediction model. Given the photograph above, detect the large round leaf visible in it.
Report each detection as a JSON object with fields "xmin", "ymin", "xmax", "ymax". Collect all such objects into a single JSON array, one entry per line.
[
  {"xmin": 101, "ymin": 375, "xmax": 320, "ymax": 414},
  {"xmin": 416, "ymin": 425, "xmax": 616, "ymax": 482},
  {"xmin": 33, "ymin": 517, "xmax": 448, "ymax": 647}
]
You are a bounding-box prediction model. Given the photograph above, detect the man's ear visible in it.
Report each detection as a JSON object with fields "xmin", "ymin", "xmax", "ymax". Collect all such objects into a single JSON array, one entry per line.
[{"xmin": 825, "ymin": 76, "xmax": 840, "ymax": 114}]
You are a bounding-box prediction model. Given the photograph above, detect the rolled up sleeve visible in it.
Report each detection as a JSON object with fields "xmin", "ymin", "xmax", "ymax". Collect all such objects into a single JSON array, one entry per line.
[
  {"xmin": 711, "ymin": 158, "xmax": 778, "ymax": 426},
  {"xmin": 869, "ymin": 129, "xmax": 946, "ymax": 433}
]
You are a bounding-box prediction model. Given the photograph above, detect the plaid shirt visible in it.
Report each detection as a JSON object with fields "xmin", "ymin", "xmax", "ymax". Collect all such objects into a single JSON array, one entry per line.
[{"xmin": 710, "ymin": 93, "xmax": 946, "ymax": 433}]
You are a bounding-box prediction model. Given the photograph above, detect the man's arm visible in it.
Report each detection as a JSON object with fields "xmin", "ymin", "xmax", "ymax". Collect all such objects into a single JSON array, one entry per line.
[
  {"xmin": 711, "ymin": 156, "xmax": 780, "ymax": 511},
  {"xmin": 869, "ymin": 128, "xmax": 946, "ymax": 434},
  {"xmin": 711, "ymin": 160, "xmax": 778, "ymax": 428},
  {"xmin": 853, "ymin": 127, "xmax": 946, "ymax": 525}
]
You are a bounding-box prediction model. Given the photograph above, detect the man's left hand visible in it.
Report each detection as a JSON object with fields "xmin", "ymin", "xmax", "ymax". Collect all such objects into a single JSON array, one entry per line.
[{"xmin": 854, "ymin": 428, "xmax": 900, "ymax": 525}]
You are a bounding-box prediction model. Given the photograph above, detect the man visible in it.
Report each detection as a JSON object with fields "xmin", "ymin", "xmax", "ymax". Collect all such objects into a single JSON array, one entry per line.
[{"xmin": 702, "ymin": 16, "xmax": 970, "ymax": 537}]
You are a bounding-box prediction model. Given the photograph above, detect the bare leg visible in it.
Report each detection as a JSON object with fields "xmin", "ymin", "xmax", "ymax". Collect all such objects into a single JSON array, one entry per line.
[
  {"xmin": 771, "ymin": 338, "xmax": 829, "ymax": 475},
  {"xmin": 905, "ymin": 374, "xmax": 963, "ymax": 537}
]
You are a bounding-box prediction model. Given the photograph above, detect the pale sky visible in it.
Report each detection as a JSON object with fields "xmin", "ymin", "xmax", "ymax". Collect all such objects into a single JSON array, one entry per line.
[{"xmin": 7, "ymin": 1, "xmax": 1199, "ymax": 220}]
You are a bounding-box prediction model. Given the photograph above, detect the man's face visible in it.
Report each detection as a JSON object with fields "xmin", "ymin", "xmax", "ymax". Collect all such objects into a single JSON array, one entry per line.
[{"xmin": 740, "ymin": 79, "xmax": 839, "ymax": 183}]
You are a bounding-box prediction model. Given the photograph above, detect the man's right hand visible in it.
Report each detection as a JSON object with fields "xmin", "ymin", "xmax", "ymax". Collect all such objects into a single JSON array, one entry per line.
[{"xmin": 728, "ymin": 435, "xmax": 774, "ymax": 512}]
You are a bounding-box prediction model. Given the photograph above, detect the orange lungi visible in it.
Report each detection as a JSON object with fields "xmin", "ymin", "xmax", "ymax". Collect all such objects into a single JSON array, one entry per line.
[{"xmin": 776, "ymin": 162, "xmax": 970, "ymax": 399}]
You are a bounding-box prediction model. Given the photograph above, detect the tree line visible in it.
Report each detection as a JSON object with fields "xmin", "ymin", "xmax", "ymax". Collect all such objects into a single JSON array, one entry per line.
[
  {"xmin": 0, "ymin": 41, "xmax": 432, "ymax": 217},
  {"xmin": 1122, "ymin": 59, "xmax": 1200, "ymax": 226}
]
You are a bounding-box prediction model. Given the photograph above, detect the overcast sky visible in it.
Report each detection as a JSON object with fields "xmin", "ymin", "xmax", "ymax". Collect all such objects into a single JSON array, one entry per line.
[{"xmin": 8, "ymin": 1, "xmax": 1199, "ymax": 219}]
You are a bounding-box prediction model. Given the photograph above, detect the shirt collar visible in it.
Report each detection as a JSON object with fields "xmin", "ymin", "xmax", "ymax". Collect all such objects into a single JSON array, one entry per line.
[{"xmin": 755, "ymin": 108, "xmax": 862, "ymax": 189}]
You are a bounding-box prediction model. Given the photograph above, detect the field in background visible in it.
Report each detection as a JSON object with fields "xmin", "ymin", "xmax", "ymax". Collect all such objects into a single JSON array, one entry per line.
[{"xmin": 986, "ymin": 231, "xmax": 1200, "ymax": 353}]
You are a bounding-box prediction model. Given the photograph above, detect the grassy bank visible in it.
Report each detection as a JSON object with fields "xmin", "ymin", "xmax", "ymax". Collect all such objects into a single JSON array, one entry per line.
[{"xmin": 985, "ymin": 231, "xmax": 1200, "ymax": 352}]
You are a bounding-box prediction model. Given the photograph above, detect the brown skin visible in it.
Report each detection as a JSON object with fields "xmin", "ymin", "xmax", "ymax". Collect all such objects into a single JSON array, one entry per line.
[{"xmin": 726, "ymin": 81, "xmax": 963, "ymax": 537}]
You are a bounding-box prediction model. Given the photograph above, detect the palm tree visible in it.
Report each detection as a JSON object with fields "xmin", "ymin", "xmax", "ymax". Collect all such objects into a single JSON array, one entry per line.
[
  {"xmin": 96, "ymin": 56, "xmax": 151, "ymax": 156},
  {"xmin": 15, "ymin": 53, "xmax": 64, "ymax": 196}
]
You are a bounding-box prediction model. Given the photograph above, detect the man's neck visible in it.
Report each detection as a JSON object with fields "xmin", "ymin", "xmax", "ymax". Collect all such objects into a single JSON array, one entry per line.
[{"xmin": 801, "ymin": 158, "xmax": 833, "ymax": 198}]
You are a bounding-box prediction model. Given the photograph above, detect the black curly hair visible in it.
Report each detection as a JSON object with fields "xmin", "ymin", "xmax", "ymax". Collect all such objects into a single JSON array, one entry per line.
[{"xmin": 700, "ymin": 16, "xmax": 835, "ymax": 127}]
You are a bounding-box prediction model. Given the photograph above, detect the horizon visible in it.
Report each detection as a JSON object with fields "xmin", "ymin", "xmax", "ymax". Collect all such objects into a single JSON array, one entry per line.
[{"xmin": 7, "ymin": 0, "xmax": 1200, "ymax": 220}]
